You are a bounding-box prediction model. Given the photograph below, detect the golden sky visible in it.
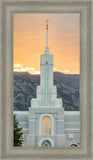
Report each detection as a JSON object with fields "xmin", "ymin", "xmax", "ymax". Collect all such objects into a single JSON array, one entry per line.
[{"xmin": 14, "ymin": 13, "xmax": 80, "ymax": 74}]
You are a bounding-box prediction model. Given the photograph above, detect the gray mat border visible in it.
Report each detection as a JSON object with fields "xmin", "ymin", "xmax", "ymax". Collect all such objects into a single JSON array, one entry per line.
[{"xmin": 0, "ymin": 0, "xmax": 92, "ymax": 160}]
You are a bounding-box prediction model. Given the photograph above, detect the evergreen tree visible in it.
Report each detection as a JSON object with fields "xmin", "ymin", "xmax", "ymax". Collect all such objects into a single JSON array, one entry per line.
[{"xmin": 14, "ymin": 114, "xmax": 23, "ymax": 146}]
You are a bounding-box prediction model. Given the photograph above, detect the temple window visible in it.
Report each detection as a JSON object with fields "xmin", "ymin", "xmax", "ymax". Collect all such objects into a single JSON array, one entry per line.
[{"xmin": 42, "ymin": 116, "xmax": 51, "ymax": 135}]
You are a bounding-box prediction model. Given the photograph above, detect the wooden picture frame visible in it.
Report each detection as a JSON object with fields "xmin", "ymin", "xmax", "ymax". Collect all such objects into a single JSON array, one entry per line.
[{"xmin": 0, "ymin": 0, "xmax": 92, "ymax": 159}]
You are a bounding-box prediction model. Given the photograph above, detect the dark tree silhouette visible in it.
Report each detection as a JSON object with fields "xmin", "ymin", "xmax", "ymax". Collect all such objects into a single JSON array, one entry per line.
[{"xmin": 14, "ymin": 115, "xmax": 23, "ymax": 146}]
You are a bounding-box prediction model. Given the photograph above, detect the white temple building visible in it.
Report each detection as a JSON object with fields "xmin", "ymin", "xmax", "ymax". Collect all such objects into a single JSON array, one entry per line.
[{"xmin": 14, "ymin": 20, "xmax": 80, "ymax": 147}]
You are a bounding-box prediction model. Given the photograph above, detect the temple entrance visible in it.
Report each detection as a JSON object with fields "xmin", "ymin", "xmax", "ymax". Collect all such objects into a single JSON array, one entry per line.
[
  {"xmin": 70, "ymin": 144, "xmax": 78, "ymax": 147},
  {"xmin": 68, "ymin": 142, "xmax": 79, "ymax": 148},
  {"xmin": 38, "ymin": 137, "xmax": 54, "ymax": 147},
  {"xmin": 41, "ymin": 140, "xmax": 51, "ymax": 147}
]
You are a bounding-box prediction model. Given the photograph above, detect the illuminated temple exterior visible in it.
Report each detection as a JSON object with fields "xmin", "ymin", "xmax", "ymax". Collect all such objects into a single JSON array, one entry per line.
[{"xmin": 14, "ymin": 20, "xmax": 80, "ymax": 147}]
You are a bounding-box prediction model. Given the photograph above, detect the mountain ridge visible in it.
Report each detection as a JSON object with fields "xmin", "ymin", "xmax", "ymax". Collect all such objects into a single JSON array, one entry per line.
[{"xmin": 14, "ymin": 71, "xmax": 79, "ymax": 111}]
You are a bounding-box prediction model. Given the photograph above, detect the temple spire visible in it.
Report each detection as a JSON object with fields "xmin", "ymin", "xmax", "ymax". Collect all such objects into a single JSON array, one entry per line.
[
  {"xmin": 46, "ymin": 19, "xmax": 48, "ymax": 48},
  {"xmin": 45, "ymin": 19, "xmax": 49, "ymax": 54}
]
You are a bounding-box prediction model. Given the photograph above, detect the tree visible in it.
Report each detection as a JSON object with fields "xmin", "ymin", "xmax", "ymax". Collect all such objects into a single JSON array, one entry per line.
[{"xmin": 14, "ymin": 114, "xmax": 23, "ymax": 146}]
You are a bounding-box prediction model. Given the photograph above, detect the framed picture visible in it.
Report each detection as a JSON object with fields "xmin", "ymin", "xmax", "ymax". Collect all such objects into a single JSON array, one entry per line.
[{"xmin": 0, "ymin": 0, "xmax": 92, "ymax": 159}]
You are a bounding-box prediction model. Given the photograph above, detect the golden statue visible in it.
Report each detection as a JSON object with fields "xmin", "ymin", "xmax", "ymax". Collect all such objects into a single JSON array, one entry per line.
[{"xmin": 46, "ymin": 19, "xmax": 48, "ymax": 29}]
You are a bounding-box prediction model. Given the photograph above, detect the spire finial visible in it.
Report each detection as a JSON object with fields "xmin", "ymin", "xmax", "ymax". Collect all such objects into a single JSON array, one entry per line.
[
  {"xmin": 44, "ymin": 19, "xmax": 49, "ymax": 54},
  {"xmin": 46, "ymin": 19, "xmax": 48, "ymax": 29}
]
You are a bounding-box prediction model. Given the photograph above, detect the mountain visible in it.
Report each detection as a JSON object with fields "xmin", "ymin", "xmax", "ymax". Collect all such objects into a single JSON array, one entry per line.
[{"xmin": 14, "ymin": 72, "xmax": 79, "ymax": 111}]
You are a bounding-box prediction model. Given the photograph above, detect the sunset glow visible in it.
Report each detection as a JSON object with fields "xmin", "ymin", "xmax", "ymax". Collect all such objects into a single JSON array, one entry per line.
[{"xmin": 14, "ymin": 14, "xmax": 80, "ymax": 74}]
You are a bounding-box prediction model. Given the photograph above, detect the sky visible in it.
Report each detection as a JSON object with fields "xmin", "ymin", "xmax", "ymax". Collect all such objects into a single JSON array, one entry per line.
[{"xmin": 14, "ymin": 13, "xmax": 80, "ymax": 74}]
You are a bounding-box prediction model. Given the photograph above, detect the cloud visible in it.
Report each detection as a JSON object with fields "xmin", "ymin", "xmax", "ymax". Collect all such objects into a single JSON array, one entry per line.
[
  {"xmin": 20, "ymin": 67, "xmax": 35, "ymax": 72},
  {"xmin": 25, "ymin": 67, "xmax": 35, "ymax": 71},
  {"xmin": 63, "ymin": 70, "xmax": 69, "ymax": 73},
  {"xmin": 53, "ymin": 67, "xmax": 57, "ymax": 71},
  {"xmin": 34, "ymin": 71, "xmax": 40, "ymax": 74},
  {"xmin": 14, "ymin": 64, "xmax": 21, "ymax": 67},
  {"xmin": 20, "ymin": 68, "xmax": 27, "ymax": 72},
  {"xmin": 14, "ymin": 69, "xmax": 19, "ymax": 71}
]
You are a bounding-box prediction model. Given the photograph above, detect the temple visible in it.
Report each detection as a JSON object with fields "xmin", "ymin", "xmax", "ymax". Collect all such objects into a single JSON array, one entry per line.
[{"xmin": 14, "ymin": 20, "xmax": 80, "ymax": 147}]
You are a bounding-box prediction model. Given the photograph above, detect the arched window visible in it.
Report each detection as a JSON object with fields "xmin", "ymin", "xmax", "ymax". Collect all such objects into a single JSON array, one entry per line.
[{"xmin": 42, "ymin": 116, "xmax": 51, "ymax": 135}]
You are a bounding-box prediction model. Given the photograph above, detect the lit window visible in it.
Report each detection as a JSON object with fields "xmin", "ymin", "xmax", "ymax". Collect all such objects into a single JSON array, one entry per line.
[{"xmin": 42, "ymin": 116, "xmax": 51, "ymax": 135}]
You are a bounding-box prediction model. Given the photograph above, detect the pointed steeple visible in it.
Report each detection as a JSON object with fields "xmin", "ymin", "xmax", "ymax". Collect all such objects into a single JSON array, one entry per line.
[
  {"xmin": 44, "ymin": 19, "xmax": 49, "ymax": 54},
  {"xmin": 46, "ymin": 19, "xmax": 48, "ymax": 48}
]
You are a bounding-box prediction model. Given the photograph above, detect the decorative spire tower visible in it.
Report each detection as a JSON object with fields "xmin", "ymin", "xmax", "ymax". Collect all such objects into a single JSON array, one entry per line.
[{"xmin": 31, "ymin": 20, "xmax": 63, "ymax": 108}]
